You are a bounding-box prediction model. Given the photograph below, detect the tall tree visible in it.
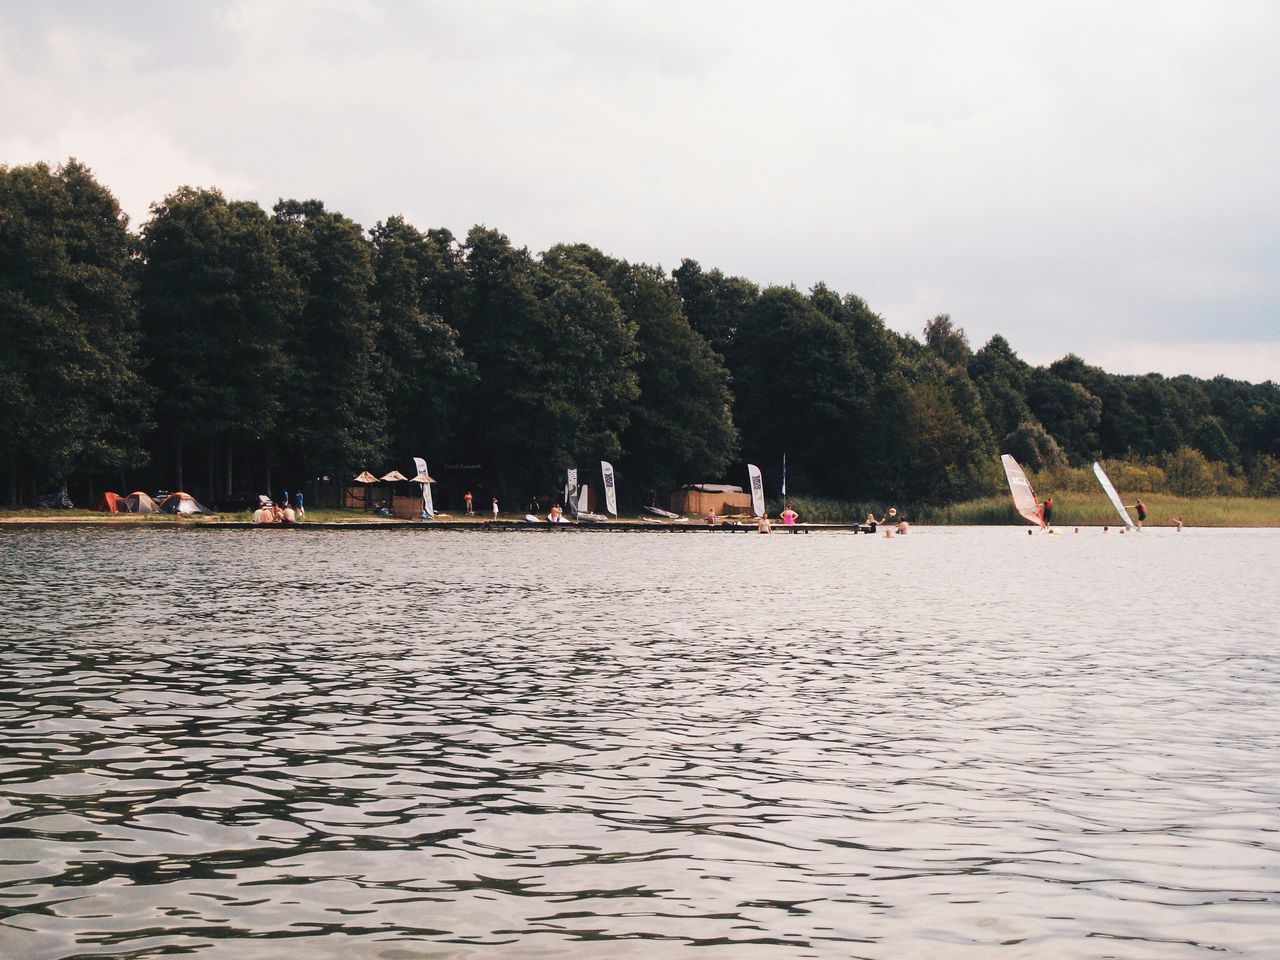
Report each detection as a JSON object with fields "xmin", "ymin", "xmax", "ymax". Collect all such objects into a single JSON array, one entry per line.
[
  {"xmin": 0, "ymin": 160, "xmax": 151, "ymax": 504},
  {"xmin": 672, "ymin": 259, "xmax": 758, "ymax": 358},
  {"xmin": 554, "ymin": 246, "xmax": 738, "ymax": 489},
  {"xmin": 731, "ymin": 286, "xmax": 870, "ymax": 497},
  {"xmin": 140, "ymin": 188, "xmax": 296, "ymax": 494},
  {"xmin": 369, "ymin": 216, "xmax": 474, "ymax": 463},
  {"xmin": 458, "ymin": 229, "xmax": 639, "ymax": 496},
  {"xmin": 272, "ymin": 199, "xmax": 384, "ymax": 481},
  {"xmin": 923, "ymin": 313, "xmax": 972, "ymax": 368}
]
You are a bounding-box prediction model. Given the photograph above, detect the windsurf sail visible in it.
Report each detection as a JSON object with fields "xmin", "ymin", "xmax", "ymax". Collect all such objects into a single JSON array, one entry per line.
[
  {"xmin": 1092, "ymin": 461, "xmax": 1135, "ymax": 528},
  {"xmin": 577, "ymin": 484, "xmax": 589, "ymax": 514},
  {"xmin": 747, "ymin": 463, "xmax": 765, "ymax": 518},
  {"xmin": 601, "ymin": 461, "xmax": 617, "ymax": 517},
  {"xmin": 1001, "ymin": 454, "xmax": 1044, "ymax": 527}
]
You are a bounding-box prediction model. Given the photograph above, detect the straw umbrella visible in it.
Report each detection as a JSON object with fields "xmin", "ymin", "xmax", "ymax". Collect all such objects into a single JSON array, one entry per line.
[
  {"xmin": 351, "ymin": 470, "xmax": 378, "ymax": 510},
  {"xmin": 379, "ymin": 470, "xmax": 411, "ymax": 516}
]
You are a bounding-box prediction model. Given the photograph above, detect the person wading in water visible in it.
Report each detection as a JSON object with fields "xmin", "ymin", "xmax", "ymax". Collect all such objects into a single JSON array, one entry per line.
[{"xmin": 1126, "ymin": 497, "xmax": 1146, "ymax": 530}]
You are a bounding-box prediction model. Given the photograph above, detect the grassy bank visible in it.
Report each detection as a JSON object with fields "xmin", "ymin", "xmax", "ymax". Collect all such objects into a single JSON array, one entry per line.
[{"xmin": 916, "ymin": 493, "xmax": 1280, "ymax": 527}]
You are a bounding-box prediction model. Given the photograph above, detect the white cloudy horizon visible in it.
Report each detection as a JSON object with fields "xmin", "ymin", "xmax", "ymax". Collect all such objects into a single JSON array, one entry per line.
[{"xmin": 2, "ymin": 1, "xmax": 1276, "ymax": 383}]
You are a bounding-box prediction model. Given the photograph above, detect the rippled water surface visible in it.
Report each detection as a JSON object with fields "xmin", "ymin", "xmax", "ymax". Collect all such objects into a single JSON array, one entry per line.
[{"xmin": 2, "ymin": 525, "xmax": 1278, "ymax": 959}]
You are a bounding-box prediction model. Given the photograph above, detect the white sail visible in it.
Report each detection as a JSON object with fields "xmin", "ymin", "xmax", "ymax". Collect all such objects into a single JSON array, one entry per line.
[
  {"xmin": 1001, "ymin": 454, "xmax": 1043, "ymax": 527},
  {"xmin": 1093, "ymin": 461, "xmax": 1135, "ymax": 528},
  {"xmin": 747, "ymin": 463, "xmax": 765, "ymax": 518},
  {"xmin": 577, "ymin": 484, "xmax": 590, "ymax": 513},
  {"xmin": 601, "ymin": 461, "xmax": 617, "ymax": 516}
]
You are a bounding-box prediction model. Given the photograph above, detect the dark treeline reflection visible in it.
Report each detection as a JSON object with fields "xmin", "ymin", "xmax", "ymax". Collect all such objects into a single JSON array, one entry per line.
[{"xmin": 3, "ymin": 160, "xmax": 1278, "ymax": 508}]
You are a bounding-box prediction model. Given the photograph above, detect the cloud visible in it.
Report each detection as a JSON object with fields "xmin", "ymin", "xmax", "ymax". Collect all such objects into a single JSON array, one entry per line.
[
  {"xmin": 1086, "ymin": 341, "xmax": 1280, "ymax": 384},
  {"xmin": 2, "ymin": 1, "xmax": 1277, "ymax": 381}
]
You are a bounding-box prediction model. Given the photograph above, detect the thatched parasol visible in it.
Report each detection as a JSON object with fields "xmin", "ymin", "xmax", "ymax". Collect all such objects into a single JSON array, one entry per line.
[{"xmin": 352, "ymin": 470, "xmax": 378, "ymax": 483}]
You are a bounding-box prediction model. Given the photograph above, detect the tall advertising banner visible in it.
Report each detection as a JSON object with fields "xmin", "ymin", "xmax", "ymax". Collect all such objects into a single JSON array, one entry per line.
[
  {"xmin": 747, "ymin": 463, "xmax": 765, "ymax": 517},
  {"xmin": 601, "ymin": 461, "xmax": 617, "ymax": 516},
  {"xmin": 413, "ymin": 457, "xmax": 434, "ymax": 518},
  {"xmin": 565, "ymin": 467, "xmax": 578, "ymax": 509}
]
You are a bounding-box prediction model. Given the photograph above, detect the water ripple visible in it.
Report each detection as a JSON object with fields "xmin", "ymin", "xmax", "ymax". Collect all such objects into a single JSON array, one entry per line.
[{"xmin": 1, "ymin": 526, "xmax": 1278, "ymax": 958}]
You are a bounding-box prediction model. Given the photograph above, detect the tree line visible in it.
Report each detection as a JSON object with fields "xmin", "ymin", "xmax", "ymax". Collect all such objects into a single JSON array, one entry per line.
[{"xmin": 2, "ymin": 160, "xmax": 1278, "ymax": 510}]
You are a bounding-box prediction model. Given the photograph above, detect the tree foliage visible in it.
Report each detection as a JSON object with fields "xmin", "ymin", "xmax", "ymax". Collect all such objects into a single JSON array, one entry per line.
[
  {"xmin": 0, "ymin": 160, "xmax": 150, "ymax": 499},
  {"xmin": 5, "ymin": 162, "xmax": 1280, "ymax": 507}
]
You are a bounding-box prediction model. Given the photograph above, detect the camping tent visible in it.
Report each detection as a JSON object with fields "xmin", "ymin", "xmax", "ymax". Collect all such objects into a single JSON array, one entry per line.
[
  {"xmin": 122, "ymin": 491, "xmax": 160, "ymax": 514},
  {"xmin": 94, "ymin": 491, "xmax": 124, "ymax": 512},
  {"xmin": 158, "ymin": 492, "xmax": 212, "ymax": 515}
]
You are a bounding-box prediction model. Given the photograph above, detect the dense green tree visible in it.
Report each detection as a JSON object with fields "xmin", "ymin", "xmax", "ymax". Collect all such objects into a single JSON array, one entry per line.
[
  {"xmin": 456, "ymin": 229, "xmax": 639, "ymax": 495},
  {"xmin": 923, "ymin": 313, "xmax": 972, "ymax": 368},
  {"xmin": 554, "ymin": 246, "xmax": 738, "ymax": 490},
  {"xmin": 968, "ymin": 334, "xmax": 1033, "ymax": 443},
  {"xmin": 1004, "ymin": 419, "xmax": 1067, "ymax": 471},
  {"xmin": 672, "ymin": 259, "xmax": 758, "ymax": 357},
  {"xmin": 1190, "ymin": 415, "xmax": 1239, "ymax": 464},
  {"xmin": 730, "ymin": 286, "xmax": 870, "ymax": 497},
  {"xmin": 369, "ymin": 216, "xmax": 474, "ymax": 463},
  {"xmin": 272, "ymin": 199, "xmax": 384, "ymax": 481},
  {"xmin": 140, "ymin": 188, "xmax": 296, "ymax": 495},
  {"xmin": 0, "ymin": 160, "xmax": 151, "ymax": 504},
  {"xmin": 1027, "ymin": 365, "xmax": 1102, "ymax": 462}
]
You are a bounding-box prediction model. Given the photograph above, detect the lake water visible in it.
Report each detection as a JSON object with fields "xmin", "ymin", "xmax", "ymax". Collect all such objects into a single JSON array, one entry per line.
[{"xmin": 1, "ymin": 525, "xmax": 1278, "ymax": 959}]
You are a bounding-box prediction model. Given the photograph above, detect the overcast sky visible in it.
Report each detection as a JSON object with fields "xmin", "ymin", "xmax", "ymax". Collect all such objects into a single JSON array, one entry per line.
[{"xmin": 3, "ymin": 1, "xmax": 1277, "ymax": 382}]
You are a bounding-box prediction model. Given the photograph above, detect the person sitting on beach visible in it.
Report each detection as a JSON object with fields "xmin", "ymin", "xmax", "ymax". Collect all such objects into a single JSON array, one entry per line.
[
  {"xmin": 757, "ymin": 513, "xmax": 772, "ymax": 533},
  {"xmin": 281, "ymin": 503, "xmax": 298, "ymax": 525},
  {"xmin": 548, "ymin": 504, "xmax": 563, "ymax": 523},
  {"xmin": 252, "ymin": 501, "xmax": 274, "ymax": 524},
  {"xmin": 781, "ymin": 506, "xmax": 798, "ymax": 525},
  {"xmin": 706, "ymin": 509, "xmax": 717, "ymax": 526}
]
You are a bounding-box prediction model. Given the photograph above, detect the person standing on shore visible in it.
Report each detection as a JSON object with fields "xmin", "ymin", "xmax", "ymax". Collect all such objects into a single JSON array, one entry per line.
[
  {"xmin": 1040, "ymin": 495, "xmax": 1054, "ymax": 527},
  {"xmin": 464, "ymin": 491, "xmax": 474, "ymax": 515},
  {"xmin": 492, "ymin": 497, "xmax": 499, "ymax": 519}
]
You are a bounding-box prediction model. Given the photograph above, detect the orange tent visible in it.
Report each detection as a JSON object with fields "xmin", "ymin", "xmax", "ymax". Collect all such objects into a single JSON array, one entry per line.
[{"xmin": 93, "ymin": 491, "xmax": 125, "ymax": 512}]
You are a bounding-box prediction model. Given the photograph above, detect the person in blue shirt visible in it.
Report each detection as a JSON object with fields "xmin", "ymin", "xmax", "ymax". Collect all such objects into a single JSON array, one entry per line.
[{"xmin": 294, "ymin": 490, "xmax": 304, "ymax": 518}]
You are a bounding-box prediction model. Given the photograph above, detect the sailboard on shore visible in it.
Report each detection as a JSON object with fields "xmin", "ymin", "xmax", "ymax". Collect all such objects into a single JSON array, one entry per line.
[
  {"xmin": 643, "ymin": 505, "xmax": 681, "ymax": 519},
  {"xmin": 1001, "ymin": 454, "xmax": 1045, "ymax": 528},
  {"xmin": 1092, "ymin": 461, "xmax": 1135, "ymax": 528}
]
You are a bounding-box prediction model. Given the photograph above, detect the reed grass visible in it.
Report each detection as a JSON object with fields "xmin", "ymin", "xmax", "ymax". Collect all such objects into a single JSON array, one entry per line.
[{"xmin": 917, "ymin": 494, "xmax": 1280, "ymax": 527}]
